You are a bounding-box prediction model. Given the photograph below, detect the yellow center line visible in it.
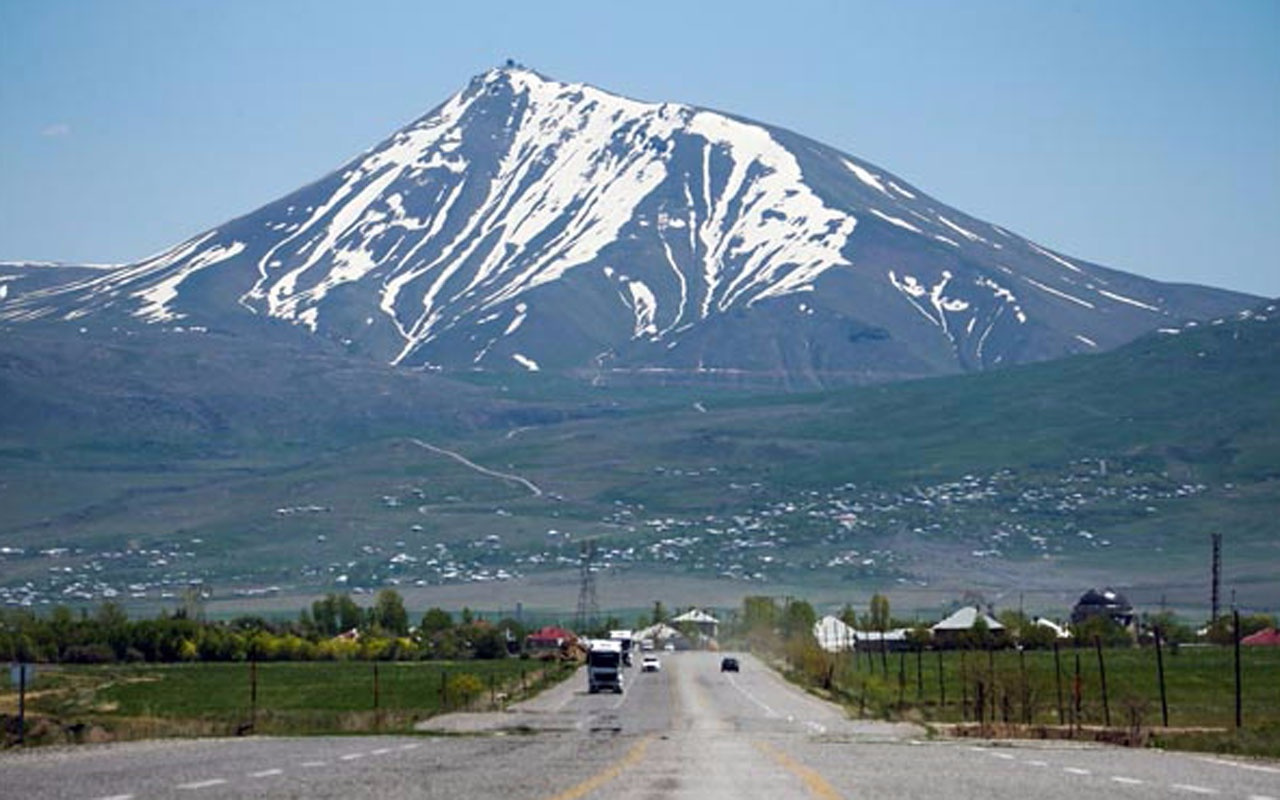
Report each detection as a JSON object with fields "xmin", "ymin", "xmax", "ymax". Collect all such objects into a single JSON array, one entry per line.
[
  {"xmin": 543, "ymin": 735, "xmax": 653, "ymax": 800},
  {"xmin": 754, "ymin": 740, "xmax": 845, "ymax": 800}
]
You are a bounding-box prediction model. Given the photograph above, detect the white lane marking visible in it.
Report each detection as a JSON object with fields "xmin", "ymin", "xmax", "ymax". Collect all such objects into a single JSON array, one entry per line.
[
  {"xmin": 371, "ymin": 748, "xmax": 393, "ymax": 755},
  {"xmin": 399, "ymin": 743, "xmax": 421, "ymax": 751},
  {"xmin": 724, "ymin": 673, "xmax": 826, "ymax": 734},
  {"xmin": 300, "ymin": 761, "xmax": 326, "ymax": 767},
  {"xmin": 1025, "ymin": 760, "xmax": 1048, "ymax": 767},
  {"xmin": 340, "ymin": 752, "xmax": 366, "ymax": 761},
  {"xmin": 1201, "ymin": 757, "xmax": 1280, "ymax": 775},
  {"xmin": 249, "ymin": 769, "xmax": 283, "ymax": 778},
  {"xmin": 177, "ymin": 779, "xmax": 228, "ymax": 790},
  {"xmin": 991, "ymin": 752, "xmax": 1015, "ymax": 760},
  {"xmin": 967, "ymin": 746, "xmax": 987, "ymax": 753},
  {"xmin": 1112, "ymin": 776, "xmax": 1144, "ymax": 785},
  {"xmin": 724, "ymin": 673, "xmax": 778, "ymax": 717},
  {"xmin": 1064, "ymin": 767, "xmax": 1091, "ymax": 775},
  {"xmin": 1172, "ymin": 785, "xmax": 1220, "ymax": 795}
]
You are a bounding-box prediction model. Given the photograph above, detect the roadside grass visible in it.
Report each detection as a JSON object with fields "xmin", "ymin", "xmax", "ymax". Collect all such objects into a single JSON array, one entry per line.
[
  {"xmin": 2, "ymin": 658, "xmax": 577, "ymax": 746},
  {"xmin": 784, "ymin": 644, "xmax": 1280, "ymax": 758}
]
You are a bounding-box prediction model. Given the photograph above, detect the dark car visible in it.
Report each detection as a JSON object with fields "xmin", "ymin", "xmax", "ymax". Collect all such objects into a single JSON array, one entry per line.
[{"xmin": 720, "ymin": 657, "xmax": 740, "ymax": 672}]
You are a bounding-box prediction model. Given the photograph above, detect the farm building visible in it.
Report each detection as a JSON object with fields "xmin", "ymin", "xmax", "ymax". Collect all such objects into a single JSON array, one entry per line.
[
  {"xmin": 813, "ymin": 615, "xmax": 858, "ymax": 652},
  {"xmin": 671, "ymin": 608, "xmax": 720, "ymax": 639},
  {"xmin": 930, "ymin": 606, "xmax": 1005, "ymax": 647}
]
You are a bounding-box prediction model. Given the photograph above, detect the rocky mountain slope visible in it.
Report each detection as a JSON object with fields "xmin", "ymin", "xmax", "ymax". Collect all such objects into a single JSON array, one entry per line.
[{"xmin": 0, "ymin": 66, "xmax": 1255, "ymax": 387}]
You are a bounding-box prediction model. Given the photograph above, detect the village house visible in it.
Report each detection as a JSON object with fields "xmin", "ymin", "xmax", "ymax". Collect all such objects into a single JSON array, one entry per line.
[
  {"xmin": 525, "ymin": 625, "xmax": 575, "ymax": 653},
  {"xmin": 671, "ymin": 608, "xmax": 720, "ymax": 639},
  {"xmin": 1070, "ymin": 587, "xmax": 1135, "ymax": 630},
  {"xmin": 930, "ymin": 606, "xmax": 1005, "ymax": 648}
]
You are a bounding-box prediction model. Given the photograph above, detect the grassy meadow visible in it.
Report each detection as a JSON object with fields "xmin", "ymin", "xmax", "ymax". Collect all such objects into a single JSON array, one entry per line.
[
  {"xmin": 2, "ymin": 658, "xmax": 577, "ymax": 744},
  {"xmin": 797, "ymin": 643, "xmax": 1280, "ymax": 757}
]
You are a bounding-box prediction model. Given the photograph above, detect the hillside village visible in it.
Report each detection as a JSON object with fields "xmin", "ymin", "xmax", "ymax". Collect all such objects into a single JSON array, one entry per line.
[{"xmin": 0, "ymin": 455, "xmax": 1227, "ymax": 613}]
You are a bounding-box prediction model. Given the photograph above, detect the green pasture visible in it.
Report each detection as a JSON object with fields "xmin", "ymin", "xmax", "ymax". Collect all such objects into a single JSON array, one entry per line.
[
  {"xmin": 4, "ymin": 658, "xmax": 577, "ymax": 742},
  {"xmin": 811, "ymin": 643, "xmax": 1280, "ymax": 756}
]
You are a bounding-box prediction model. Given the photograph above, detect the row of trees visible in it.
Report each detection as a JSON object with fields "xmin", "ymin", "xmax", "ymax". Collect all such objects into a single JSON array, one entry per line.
[{"xmin": 0, "ymin": 591, "xmax": 535, "ymax": 664}]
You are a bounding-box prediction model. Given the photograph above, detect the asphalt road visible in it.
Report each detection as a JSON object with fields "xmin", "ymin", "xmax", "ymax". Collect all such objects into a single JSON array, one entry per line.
[{"xmin": 2, "ymin": 651, "xmax": 1278, "ymax": 799}]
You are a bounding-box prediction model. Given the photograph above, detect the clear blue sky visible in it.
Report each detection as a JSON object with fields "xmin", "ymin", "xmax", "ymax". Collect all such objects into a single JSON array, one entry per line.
[{"xmin": 2, "ymin": 0, "xmax": 1277, "ymax": 297}]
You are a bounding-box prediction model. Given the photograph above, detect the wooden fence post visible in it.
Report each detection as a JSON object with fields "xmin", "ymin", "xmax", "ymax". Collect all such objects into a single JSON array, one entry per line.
[
  {"xmin": 1094, "ymin": 635, "xmax": 1110, "ymax": 728},
  {"xmin": 1053, "ymin": 642, "xmax": 1064, "ymax": 725},
  {"xmin": 897, "ymin": 650, "xmax": 906, "ymax": 708},
  {"xmin": 250, "ymin": 657, "xmax": 258, "ymax": 730},
  {"xmin": 916, "ymin": 645, "xmax": 924, "ymax": 702},
  {"xmin": 1019, "ymin": 646, "xmax": 1030, "ymax": 725},
  {"xmin": 937, "ymin": 649, "xmax": 946, "ymax": 712},
  {"xmin": 1073, "ymin": 648, "xmax": 1082, "ymax": 736},
  {"xmin": 1154, "ymin": 626, "xmax": 1169, "ymax": 728},
  {"xmin": 1234, "ymin": 609, "xmax": 1243, "ymax": 730}
]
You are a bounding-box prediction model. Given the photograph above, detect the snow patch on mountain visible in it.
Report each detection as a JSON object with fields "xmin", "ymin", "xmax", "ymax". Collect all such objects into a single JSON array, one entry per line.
[
  {"xmin": 0, "ymin": 65, "xmax": 1255, "ymax": 384},
  {"xmin": 869, "ymin": 208, "xmax": 923, "ymax": 234},
  {"xmin": 136, "ymin": 240, "xmax": 246, "ymax": 323}
]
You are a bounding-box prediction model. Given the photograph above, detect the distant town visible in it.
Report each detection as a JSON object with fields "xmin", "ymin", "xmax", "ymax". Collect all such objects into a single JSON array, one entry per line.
[{"xmin": 0, "ymin": 456, "xmax": 1227, "ymax": 615}]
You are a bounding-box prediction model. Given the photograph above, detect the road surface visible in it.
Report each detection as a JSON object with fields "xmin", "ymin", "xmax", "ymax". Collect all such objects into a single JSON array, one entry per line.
[{"xmin": 1, "ymin": 651, "xmax": 1277, "ymax": 799}]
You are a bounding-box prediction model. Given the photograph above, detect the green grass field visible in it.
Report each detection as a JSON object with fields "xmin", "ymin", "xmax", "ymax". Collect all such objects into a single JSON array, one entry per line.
[
  {"xmin": 3, "ymin": 658, "xmax": 577, "ymax": 743},
  {"xmin": 809, "ymin": 643, "xmax": 1280, "ymax": 756}
]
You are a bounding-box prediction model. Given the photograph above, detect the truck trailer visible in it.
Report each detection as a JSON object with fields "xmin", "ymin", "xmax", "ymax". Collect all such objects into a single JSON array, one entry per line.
[{"xmin": 586, "ymin": 640, "xmax": 624, "ymax": 694}]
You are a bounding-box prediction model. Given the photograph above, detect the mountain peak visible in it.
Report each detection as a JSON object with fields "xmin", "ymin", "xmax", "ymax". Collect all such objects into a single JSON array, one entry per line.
[{"xmin": 0, "ymin": 68, "xmax": 1256, "ymax": 387}]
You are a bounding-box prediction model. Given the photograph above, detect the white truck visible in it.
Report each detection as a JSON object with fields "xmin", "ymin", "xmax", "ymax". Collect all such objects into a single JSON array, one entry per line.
[
  {"xmin": 608, "ymin": 629, "xmax": 635, "ymax": 666},
  {"xmin": 586, "ymin": 639, "xmax": 624, "ymax": 694}
]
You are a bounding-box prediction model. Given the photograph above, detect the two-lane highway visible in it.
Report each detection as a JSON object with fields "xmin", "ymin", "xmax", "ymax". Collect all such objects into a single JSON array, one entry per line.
[{"xmin": 2, "ymin": 650, "xmax": 1277, "ymax": 799}]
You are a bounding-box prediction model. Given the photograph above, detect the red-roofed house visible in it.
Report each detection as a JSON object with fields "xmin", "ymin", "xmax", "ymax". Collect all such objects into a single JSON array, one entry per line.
[
  {"xmin": 1241, "ymin": 627, "xmax": 1280, "ymax": 646},
  {"xmin": 526, "ymin": 625, "xmax": 576, "ymax": 652}
]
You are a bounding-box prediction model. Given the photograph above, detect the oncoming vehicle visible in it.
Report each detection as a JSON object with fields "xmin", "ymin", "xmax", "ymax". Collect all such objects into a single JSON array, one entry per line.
[
  {"xmin": 720, "ymin": 657, "xmax": 740, "ymax": 672},
  {"xmin": 587, "ymin": 640, "xmax": 624, "ymax": 694},
  {"xmin": 641, "ymin": 654, "xmax": 661, "ymax": 672}
]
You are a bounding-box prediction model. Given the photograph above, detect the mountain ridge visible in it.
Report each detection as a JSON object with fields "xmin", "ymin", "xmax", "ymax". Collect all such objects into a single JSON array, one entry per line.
[{"xmin": 0, "ymin": 66, "xmax": 1257, "ymax": 387}]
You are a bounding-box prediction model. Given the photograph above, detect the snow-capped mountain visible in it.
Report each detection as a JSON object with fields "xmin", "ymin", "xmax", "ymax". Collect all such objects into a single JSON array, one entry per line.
[{"xmin": 0, "ymin": 66, "xmax": 1255, "ymax": 386}]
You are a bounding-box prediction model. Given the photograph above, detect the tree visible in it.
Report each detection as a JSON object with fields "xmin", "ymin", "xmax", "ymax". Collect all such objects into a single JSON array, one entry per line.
[
  {"xmin": 651, "ymin": 601, "xmax": 667, "ymax": 625},
  {"xmin": 1071, "ymin": 614, "xmax": 1132, "ymax": 647},
  {"xmin": 420, "ymin": 607, "xmax": 454, "ymax": 635},
  {"xmin": 471, "ymin": 626, "xmax": 508, "ymax": 659},
  {"xmin": 1204, "ymin": 612, "xmax": 1275, "ymax": 645},
  {"xmin": 868, "ymin": 593, "xmax": 890, "ymax": 633},
  {"xmin": 782, "ymin": 599, "xmax": 817, "ymax": 642},
  {"xmin": 838, "ymin": 603, "xmax": 857, "ymax": 630},
  {"xmin": 1144, "ymin": 611, "xmax": 1194, "ymax": 645},
  {"xmin": 372, "ymin": 589, "xmax": 409, "ymax": 636},
  {"xmin": 742, "ymin": 596, "xmax": 778, "ymax": 635},
  {"xmin": 311, "ymin": 594, "xmax": 363, "ymax": 636}
]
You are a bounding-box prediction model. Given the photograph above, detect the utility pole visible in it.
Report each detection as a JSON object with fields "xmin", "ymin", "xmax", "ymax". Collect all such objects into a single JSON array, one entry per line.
[
  {"xmin": 575, "ymin": 540, "xmax": 598, "ymax": 633},
  {"xmin": 1211, "ymin": 533, "xmax": 1222, "ymax": 623}
]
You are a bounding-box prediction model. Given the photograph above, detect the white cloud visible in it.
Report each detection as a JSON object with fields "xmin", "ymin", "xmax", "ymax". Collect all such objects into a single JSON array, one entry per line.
[{"xmin": 41, "ymin": 123, "xmax": 72, "ymax": 138}]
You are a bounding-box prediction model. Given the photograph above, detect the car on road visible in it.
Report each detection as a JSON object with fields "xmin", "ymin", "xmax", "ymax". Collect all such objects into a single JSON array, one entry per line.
[
  {"xmin": 720, "ymin": 657, "xmax": 739, "ymax": 672},
  {"xmin": 642, "ymin": 655, "xmax": 661, "ymax": 672}
]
